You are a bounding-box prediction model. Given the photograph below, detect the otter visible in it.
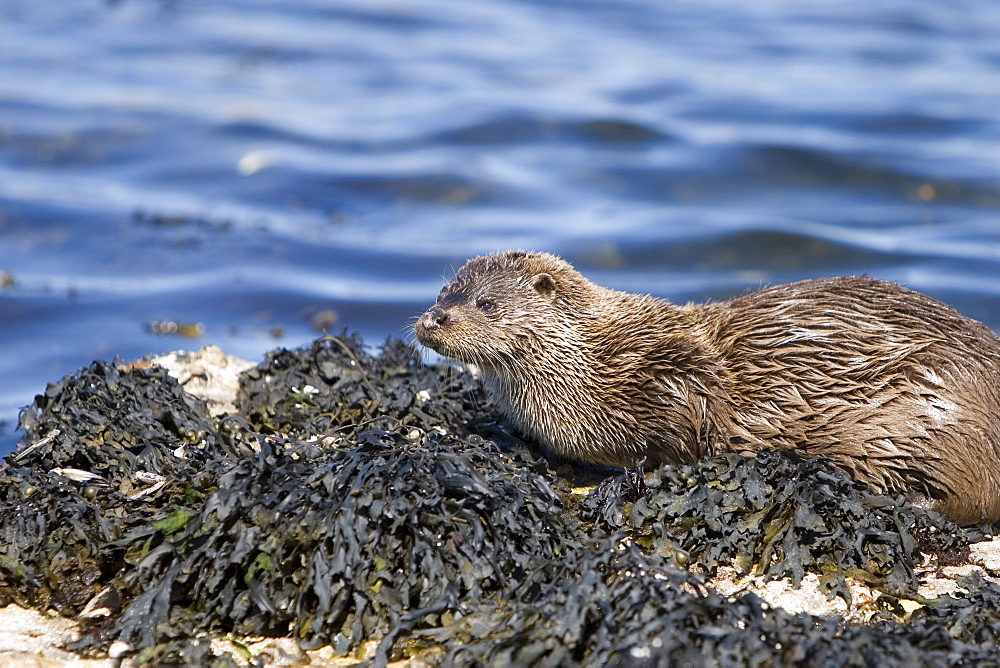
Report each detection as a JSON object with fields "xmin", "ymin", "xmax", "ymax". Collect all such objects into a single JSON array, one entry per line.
[{"xmin": 415, "ymin": 250, "xmax": 1000, "ymax": 525}]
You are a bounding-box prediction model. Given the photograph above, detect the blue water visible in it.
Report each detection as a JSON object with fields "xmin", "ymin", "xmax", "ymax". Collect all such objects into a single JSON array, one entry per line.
[{"xmin": 2, "ymin": 0, "xmax": 1000, "ymax": 454}]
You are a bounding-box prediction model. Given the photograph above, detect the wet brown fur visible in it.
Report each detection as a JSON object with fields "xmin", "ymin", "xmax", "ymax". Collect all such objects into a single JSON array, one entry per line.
[{"xmin": 415, "ymin": 250, "xmax": 1000, "ymax": 525}]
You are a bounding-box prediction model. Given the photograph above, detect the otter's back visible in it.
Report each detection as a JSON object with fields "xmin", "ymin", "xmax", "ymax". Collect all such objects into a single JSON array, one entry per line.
[{"xmin": 707, "ymin": 276, "xmax": 1000, "ymax": 524}]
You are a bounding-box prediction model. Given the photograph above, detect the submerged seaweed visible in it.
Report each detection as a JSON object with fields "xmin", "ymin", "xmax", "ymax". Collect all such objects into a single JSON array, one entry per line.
[{"xmin": 1, "ymin": 334, "xmax": 998, "ymax": 665}]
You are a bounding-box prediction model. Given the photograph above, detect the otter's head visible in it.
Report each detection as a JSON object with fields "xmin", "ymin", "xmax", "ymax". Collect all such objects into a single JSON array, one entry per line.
[{"xmin": 415, "ymin": 250, "xmax": 592, "ymax": 372}]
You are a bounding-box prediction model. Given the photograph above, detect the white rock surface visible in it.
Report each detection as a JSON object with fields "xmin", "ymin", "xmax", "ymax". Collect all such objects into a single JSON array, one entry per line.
[
  {"xmin": 969, "ymin": 536, "xmax": 1000, "ymax": 574},
  {"xmin": 142, "ymin": 345, "xmax": 256, "ymax": 416},
  {"xmin": 0, "ymin": 604, "xmax": 112, "ymax": 667}
]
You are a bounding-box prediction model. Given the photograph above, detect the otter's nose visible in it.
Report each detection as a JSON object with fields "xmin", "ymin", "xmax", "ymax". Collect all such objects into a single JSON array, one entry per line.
[{"xmin": 418, "ymin": 307, "xmax": 450, "ymax": 331}]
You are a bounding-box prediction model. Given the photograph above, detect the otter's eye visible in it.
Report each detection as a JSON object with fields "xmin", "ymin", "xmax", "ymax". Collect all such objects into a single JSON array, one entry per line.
[{"xmin": 475, "ymin": 297, "xmax": 496, "ymax": 313}]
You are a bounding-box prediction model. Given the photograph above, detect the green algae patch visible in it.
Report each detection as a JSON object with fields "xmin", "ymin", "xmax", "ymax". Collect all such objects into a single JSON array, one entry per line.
[{"xmin": 153, "ymin": 509, "xmax": 190, "ymax": 536}]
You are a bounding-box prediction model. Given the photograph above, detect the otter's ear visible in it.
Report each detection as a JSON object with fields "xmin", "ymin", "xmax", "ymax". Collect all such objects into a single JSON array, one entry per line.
[{"xmin": 532, "ymin": 272, "xmax": 557, "ymax": 296}]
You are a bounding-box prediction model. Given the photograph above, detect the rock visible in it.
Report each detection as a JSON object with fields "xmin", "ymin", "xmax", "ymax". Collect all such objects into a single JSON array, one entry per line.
[
  {"xmin": 969, "ymin": 536, "xmax": 1000, "ymax": 574},
  {"xmin": 246, "ymin": 638, "xmax": 310, "ymax": 665},
  {"xmin": 0, "ymin": 604, "xmax": 112, "ymax": 667},
  {"xmin": 135, "ymin": 345, "xmax": 255, "ymax": 416}
]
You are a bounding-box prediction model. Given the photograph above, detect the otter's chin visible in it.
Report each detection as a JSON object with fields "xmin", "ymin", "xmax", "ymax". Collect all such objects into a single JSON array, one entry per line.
[
  {"xmin": 414, "ymin": 318, "xmax": 441, "ymax": 347},
  {"xmin": 414, "ymin": 326, "xmax": 458, "ymax": 360},
  {"xmin": 419, "ymin": 338, "xmax": 448, "ymax": 357},
  {"xmin": 415, "ymin": 333, "xmax": 444, "ymax": 356},
  {"xmin": 415, "ymin": 328, "xmax": 486, "ymax": 368},
  {"xmin": 424, "ymin": 341, "xmax": 474, "ymax": 365}
]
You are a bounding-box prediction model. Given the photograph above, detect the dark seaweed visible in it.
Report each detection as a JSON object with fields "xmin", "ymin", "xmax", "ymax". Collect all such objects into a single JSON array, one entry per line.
[
  {"xmin": 236, "ymin": 334, "xmax": 492, "ymax": 440},
  {"xmin": 110, "ymin": 430, "xmax": 575, "ymax": 653},
  {"xmin": 1, "ymin": 359, "xmax": 237, "ymax": 613},
  {"xmin": 1, "ymin": 334, "xmax": 998, "ymax": 665},
  {"xmin": 581, "ymin": 451, "xmax": 982, "ymax": 603},
  {"xmin": 0, "ymin": 467, "xmax": 111, "ymax": 611},
  {"xmin": 14, "ymin": 358, "xmax": 222, "ymax": 483},
  {"xmin": 435, "ymin": 540, "xmax": 1000, "ymax": 667}
]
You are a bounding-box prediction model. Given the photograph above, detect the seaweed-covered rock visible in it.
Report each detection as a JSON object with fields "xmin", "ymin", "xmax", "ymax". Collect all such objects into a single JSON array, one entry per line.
[
  {"xmin": 432, "ymin": 542, "xmax": 711, "ymax": 666},
  {"xmin": 237, "ymin": 335, "xmax": 491, "ymax": 440},
  {"xmin": 911, "ymin": 572, "xmax": 1000, "ymax": 648},
  {"xmin": 0, "ymin": 467, "xmax": 112, "ymax": 611},
  {"xmin": 109, "ymin": 430, "xmax": 576, "ymax": 653},
  {"xmin": 2, "ymin": 360, "xmax": 237, "ymax": 612},
  {"xmin": 2, "ymin": 335, "xmax": 999, "ymax": 666},
  {"xmin": 581, "ymin": 451, "xmax": 979, "ymax": 602},
  {"xmin": 15, "ymin": 359, "xmax": 222, "ymax": 482},
  {"xmin": 433, "ymin": 541, "xmax": 1000, "ymax": 667}
]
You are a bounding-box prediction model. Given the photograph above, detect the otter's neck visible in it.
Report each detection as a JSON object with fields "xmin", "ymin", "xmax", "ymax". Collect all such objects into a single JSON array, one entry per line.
[{"xmin": 481, "ymin": 288, "xmax": 699, "ymax": 461}]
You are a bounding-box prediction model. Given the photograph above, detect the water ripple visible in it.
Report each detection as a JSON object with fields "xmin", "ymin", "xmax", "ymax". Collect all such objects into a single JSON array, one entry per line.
[{"xmin": 2, "ymin": 0, "xmax": 1000, "ymax": 453}]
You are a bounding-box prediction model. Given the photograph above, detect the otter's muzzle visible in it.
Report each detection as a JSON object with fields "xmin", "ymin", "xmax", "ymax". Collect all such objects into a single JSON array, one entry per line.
[{"xmin": 415, "ymin": 307, "xmax": 451, "ymax": 348}]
